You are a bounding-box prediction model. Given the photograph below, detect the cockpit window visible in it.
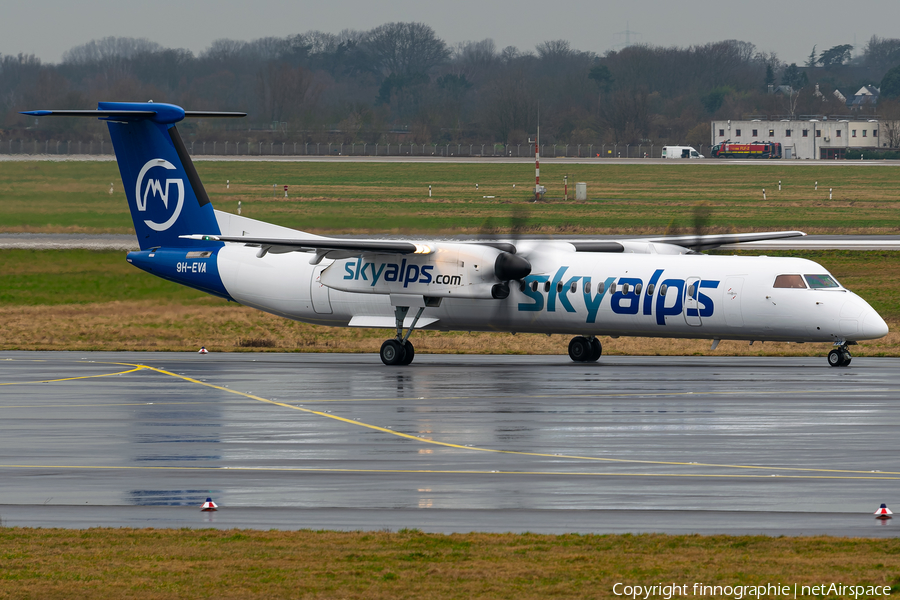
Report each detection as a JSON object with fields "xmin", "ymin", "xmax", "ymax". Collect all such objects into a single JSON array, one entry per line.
[
  {"xmin": 805, "ymin": 274, "xmax": 840, "ymax": 289},
  {"xmin": 773, "ymin": 274, "xmax": 806, "ymax": 289}
]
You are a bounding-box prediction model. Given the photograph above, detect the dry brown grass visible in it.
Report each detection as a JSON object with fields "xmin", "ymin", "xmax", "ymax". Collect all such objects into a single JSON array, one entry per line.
[
  {"xmin": 0, "ymin": 529, "xmax": 897, "ymax": 599},
  {"xmin": 2, "ymin": 301, "xmax": 898, "ymax": 357}
]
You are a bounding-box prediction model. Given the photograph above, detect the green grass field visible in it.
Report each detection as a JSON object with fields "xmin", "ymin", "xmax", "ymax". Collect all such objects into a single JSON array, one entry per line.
[
  {"xmin": 0, "ymin": 529, "xmax": 897, "ymax": 599},
  {"xmin": 2, "ymin": 161, "xmax": 900, "ymax": 233}
]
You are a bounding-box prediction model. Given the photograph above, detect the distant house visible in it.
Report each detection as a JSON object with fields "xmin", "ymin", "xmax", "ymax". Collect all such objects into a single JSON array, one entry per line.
[
  {"xmin": 772, "ymin": 85, "xmax": 795, "ymax": 96},
  {"xmin": 850, "ymin": 85, "xmax": 879, "ymax": 110}
]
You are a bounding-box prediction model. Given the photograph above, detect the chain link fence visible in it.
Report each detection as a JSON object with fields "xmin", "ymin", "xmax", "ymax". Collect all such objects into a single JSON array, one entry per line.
[{"xmin": 0, "ymin": 138, "xmax": 710, "ymax": 159}]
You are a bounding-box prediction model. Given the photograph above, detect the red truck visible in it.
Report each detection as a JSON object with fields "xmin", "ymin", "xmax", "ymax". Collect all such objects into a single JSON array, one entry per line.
[{"xmin": 711, "ymin": 141, "xmax": 782, "ymax": 159}]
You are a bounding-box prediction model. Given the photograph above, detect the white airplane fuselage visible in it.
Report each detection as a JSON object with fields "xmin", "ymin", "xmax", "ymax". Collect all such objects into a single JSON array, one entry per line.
[{"xmin": 143, "ymin": 240, "xmax": 887, "ymax": 345}]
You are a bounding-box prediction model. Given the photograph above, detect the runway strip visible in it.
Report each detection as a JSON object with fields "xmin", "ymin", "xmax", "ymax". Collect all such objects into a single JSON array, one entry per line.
[{"xmin": 1, "ymin": 352, "xmax": 898, "ymax": 535}]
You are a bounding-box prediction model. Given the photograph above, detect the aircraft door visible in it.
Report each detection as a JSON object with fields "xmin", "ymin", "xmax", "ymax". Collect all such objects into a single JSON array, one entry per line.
[
  {"xmin": 684, "ymin": 277, "xmax": 702, "ymax": 326},
  {"xmin": 723, "ymin": 277, "xmax": 744, "ymax": 327},
  {"xmin": 310, "ymin": 264, "xmax": 333, "ymax": 314}
]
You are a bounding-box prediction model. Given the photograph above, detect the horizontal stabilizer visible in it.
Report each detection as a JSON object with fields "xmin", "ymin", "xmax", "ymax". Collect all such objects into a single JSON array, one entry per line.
[{"xmin": 22, "ymin": 102, "xmax": 245, "ymax": 125}]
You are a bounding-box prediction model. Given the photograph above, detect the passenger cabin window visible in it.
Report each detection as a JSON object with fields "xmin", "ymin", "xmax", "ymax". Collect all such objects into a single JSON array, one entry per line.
[
  {"xmin": 773, "ymin": 274, "xmax": 806, "ymax": 289},
  {"xmin": 805, "ymin": 274, "xmax": 839, "ymax": 289},
  {"xmin": 584, "ymin": 281, "xmax": 591, "ymax": 294}
]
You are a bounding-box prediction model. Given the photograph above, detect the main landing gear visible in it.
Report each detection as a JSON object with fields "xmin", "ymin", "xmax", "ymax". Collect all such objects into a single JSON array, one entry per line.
[
  {"xmin": 568, "ymin": 336, "xmax": 602, "ymax": 363},
  {"xmin": 380, "ymin": 305, "xmax": 425, "ymax": 366},
  {"xmin": 827, "ymin": 343, "xmax": 852, "ymax": 367}
]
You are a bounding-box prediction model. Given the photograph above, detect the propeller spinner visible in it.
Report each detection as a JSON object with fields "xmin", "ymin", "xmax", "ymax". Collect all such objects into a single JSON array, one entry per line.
[{"xmin": 491, "ymin": 251, "xmax": 531, "ymax": 299}]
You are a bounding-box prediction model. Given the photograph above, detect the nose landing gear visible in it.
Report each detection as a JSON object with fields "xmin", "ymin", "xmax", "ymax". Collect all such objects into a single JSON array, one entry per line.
[
  {"xmin": 827, "ymin": 344, "xmax": 852, "ymax": 367},
  {"xmin": 568, "ymin": 336, "xmax": 602, "ymax": 362}
]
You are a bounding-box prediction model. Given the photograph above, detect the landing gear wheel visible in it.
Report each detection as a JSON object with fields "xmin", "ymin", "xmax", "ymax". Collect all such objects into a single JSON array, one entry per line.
[
  {"xmin": 828, "ymin": 349, "xmax": 843, "ymax": 367},
  {"xmin": 568, "ymin": 336, "xmax": 592, "ymax": 362},
  {"xmin": 827, "ymin": 348, "xmax": 851, "ymax": 367},
  {"xmin": 588, "ymin": 338, "xmax": 602, "ymax": 362},
  {"xmin": 400, "ymin": 340, "xmax": 415, "ymax": 365},
  {"xmin": 380, "ymin": 339, "xmax": 406, "ymax": 366}
]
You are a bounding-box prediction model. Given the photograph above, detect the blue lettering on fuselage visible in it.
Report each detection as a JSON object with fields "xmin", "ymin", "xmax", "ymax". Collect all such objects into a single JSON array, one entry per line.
[
  {"xmin": 521, "ymin": 266, "xmax": 719, "ymax": 325},
  {"xmin": 343, "ymin": 258, "xmax": 437, "ymax": 287}
]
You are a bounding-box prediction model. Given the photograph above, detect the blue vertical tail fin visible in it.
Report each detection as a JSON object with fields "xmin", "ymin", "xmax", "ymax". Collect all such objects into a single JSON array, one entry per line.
[{"xmin": 22, "ymin": 102, "xmax": 245, "ymax": 250}]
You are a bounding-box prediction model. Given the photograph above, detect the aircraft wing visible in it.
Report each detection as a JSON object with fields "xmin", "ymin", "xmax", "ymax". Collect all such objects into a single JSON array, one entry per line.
[
  {"xmin": 180, "ymin": 234, "xmax": 433, "ymax": 263},
  {"xmin": 638, "ymin": 230, "xmax": 806, "ymax": 252}
]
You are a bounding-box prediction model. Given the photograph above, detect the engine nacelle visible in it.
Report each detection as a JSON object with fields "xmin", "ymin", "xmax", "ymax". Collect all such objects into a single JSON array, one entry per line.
[{"xmin": 320, "ymin": 242, "xmax": 529, "ymax": 299}]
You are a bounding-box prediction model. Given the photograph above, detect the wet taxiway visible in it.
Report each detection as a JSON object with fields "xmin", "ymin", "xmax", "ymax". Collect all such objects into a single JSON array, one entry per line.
[{"xmin": 1, "ymin": 351, "xmax": 898, "ymax": 536}]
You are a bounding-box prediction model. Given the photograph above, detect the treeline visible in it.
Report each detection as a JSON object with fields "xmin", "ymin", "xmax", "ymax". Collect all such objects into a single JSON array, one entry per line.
[{"xmin": 2, "ymin": 25, "xmax": 899, "ymax": 146}]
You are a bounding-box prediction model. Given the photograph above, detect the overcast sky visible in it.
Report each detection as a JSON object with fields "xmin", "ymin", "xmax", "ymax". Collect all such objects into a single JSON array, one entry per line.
[{"xmin": 3, "ymin": 0, "xmax": 900, "ymax": 66}]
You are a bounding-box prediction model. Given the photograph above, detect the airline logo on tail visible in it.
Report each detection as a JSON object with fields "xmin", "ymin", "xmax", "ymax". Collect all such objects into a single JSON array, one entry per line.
[{"xmin": 135, "ymin": 158, "xmax": 185, "ymax": 231}]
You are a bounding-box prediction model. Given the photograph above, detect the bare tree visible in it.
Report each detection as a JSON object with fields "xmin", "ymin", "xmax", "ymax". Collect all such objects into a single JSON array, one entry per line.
[
  {"xmin": 364, "ymin": 22, "xmax": 450, "ymax": 76},
  {"xmin": 536, "ymin": 40, "xmax": 573, "ymax": 61},
  {"xmin": 877, "ymin": 99, "xmax": 900, "ymax": 147},
  {"xmin": 62, "ymin": 37, "xmax": 163, "ymax": 65},
  {"xmin": 863, "ymin": 35, "xmax": 900, "ymax": 78},
  {"xmin": 483, "ymin": 73, "xmax": 534, "ymax": 141},
  {"xmin": 256, "ymin": 62, "xmax": 316, "ymax": 123}
]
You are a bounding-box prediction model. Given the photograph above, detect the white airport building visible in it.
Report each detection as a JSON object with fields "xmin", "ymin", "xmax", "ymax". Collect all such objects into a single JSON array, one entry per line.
[{"xmin": 710, "ymin": 118, "xmax": 884, "ymax": 160}]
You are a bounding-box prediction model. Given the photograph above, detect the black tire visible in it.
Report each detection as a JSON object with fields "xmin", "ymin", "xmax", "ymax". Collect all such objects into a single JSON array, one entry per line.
[
  {"xmin": 827, "ymin": 349, "xmax": 843, "ymax": 367},
  {"xmin": 380, "ymin": 339, "xmax": 406, "ymax": 366},
  {"xmin": 400, "ymin": 340, "xmax": 415, "ymax": 365},
  {"xmin": 568, "ymin": 336, "xmax": 591, "ymax": 362},
  {"xmin": 588, "ymin": 338, "xmax": 602, "ymax": 362}
]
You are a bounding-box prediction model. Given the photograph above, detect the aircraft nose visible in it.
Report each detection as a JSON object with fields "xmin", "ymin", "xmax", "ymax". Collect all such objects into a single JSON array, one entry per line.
[{"xmin": 860, "ymin": 309, "xmax": 889, "ymax": 340}]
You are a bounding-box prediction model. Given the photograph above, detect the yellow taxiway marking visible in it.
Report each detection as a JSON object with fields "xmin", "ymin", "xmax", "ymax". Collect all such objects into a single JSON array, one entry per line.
[
  {"xmin": 0, "ymin": 463, "xmax": 898, "ymax": 480},
  {"xmin": 0, "ymin": 366, "xmax": 144, "ymax": 386},
  {"xmin": 82, "ymin": 361, "xmax": 898, "ymax": 479}
]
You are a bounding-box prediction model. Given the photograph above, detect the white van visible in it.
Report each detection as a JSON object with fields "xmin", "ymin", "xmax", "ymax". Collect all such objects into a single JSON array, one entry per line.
[{"xmin": 662, "ymin": 145, "xmax": 703, "ymax": 159}]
